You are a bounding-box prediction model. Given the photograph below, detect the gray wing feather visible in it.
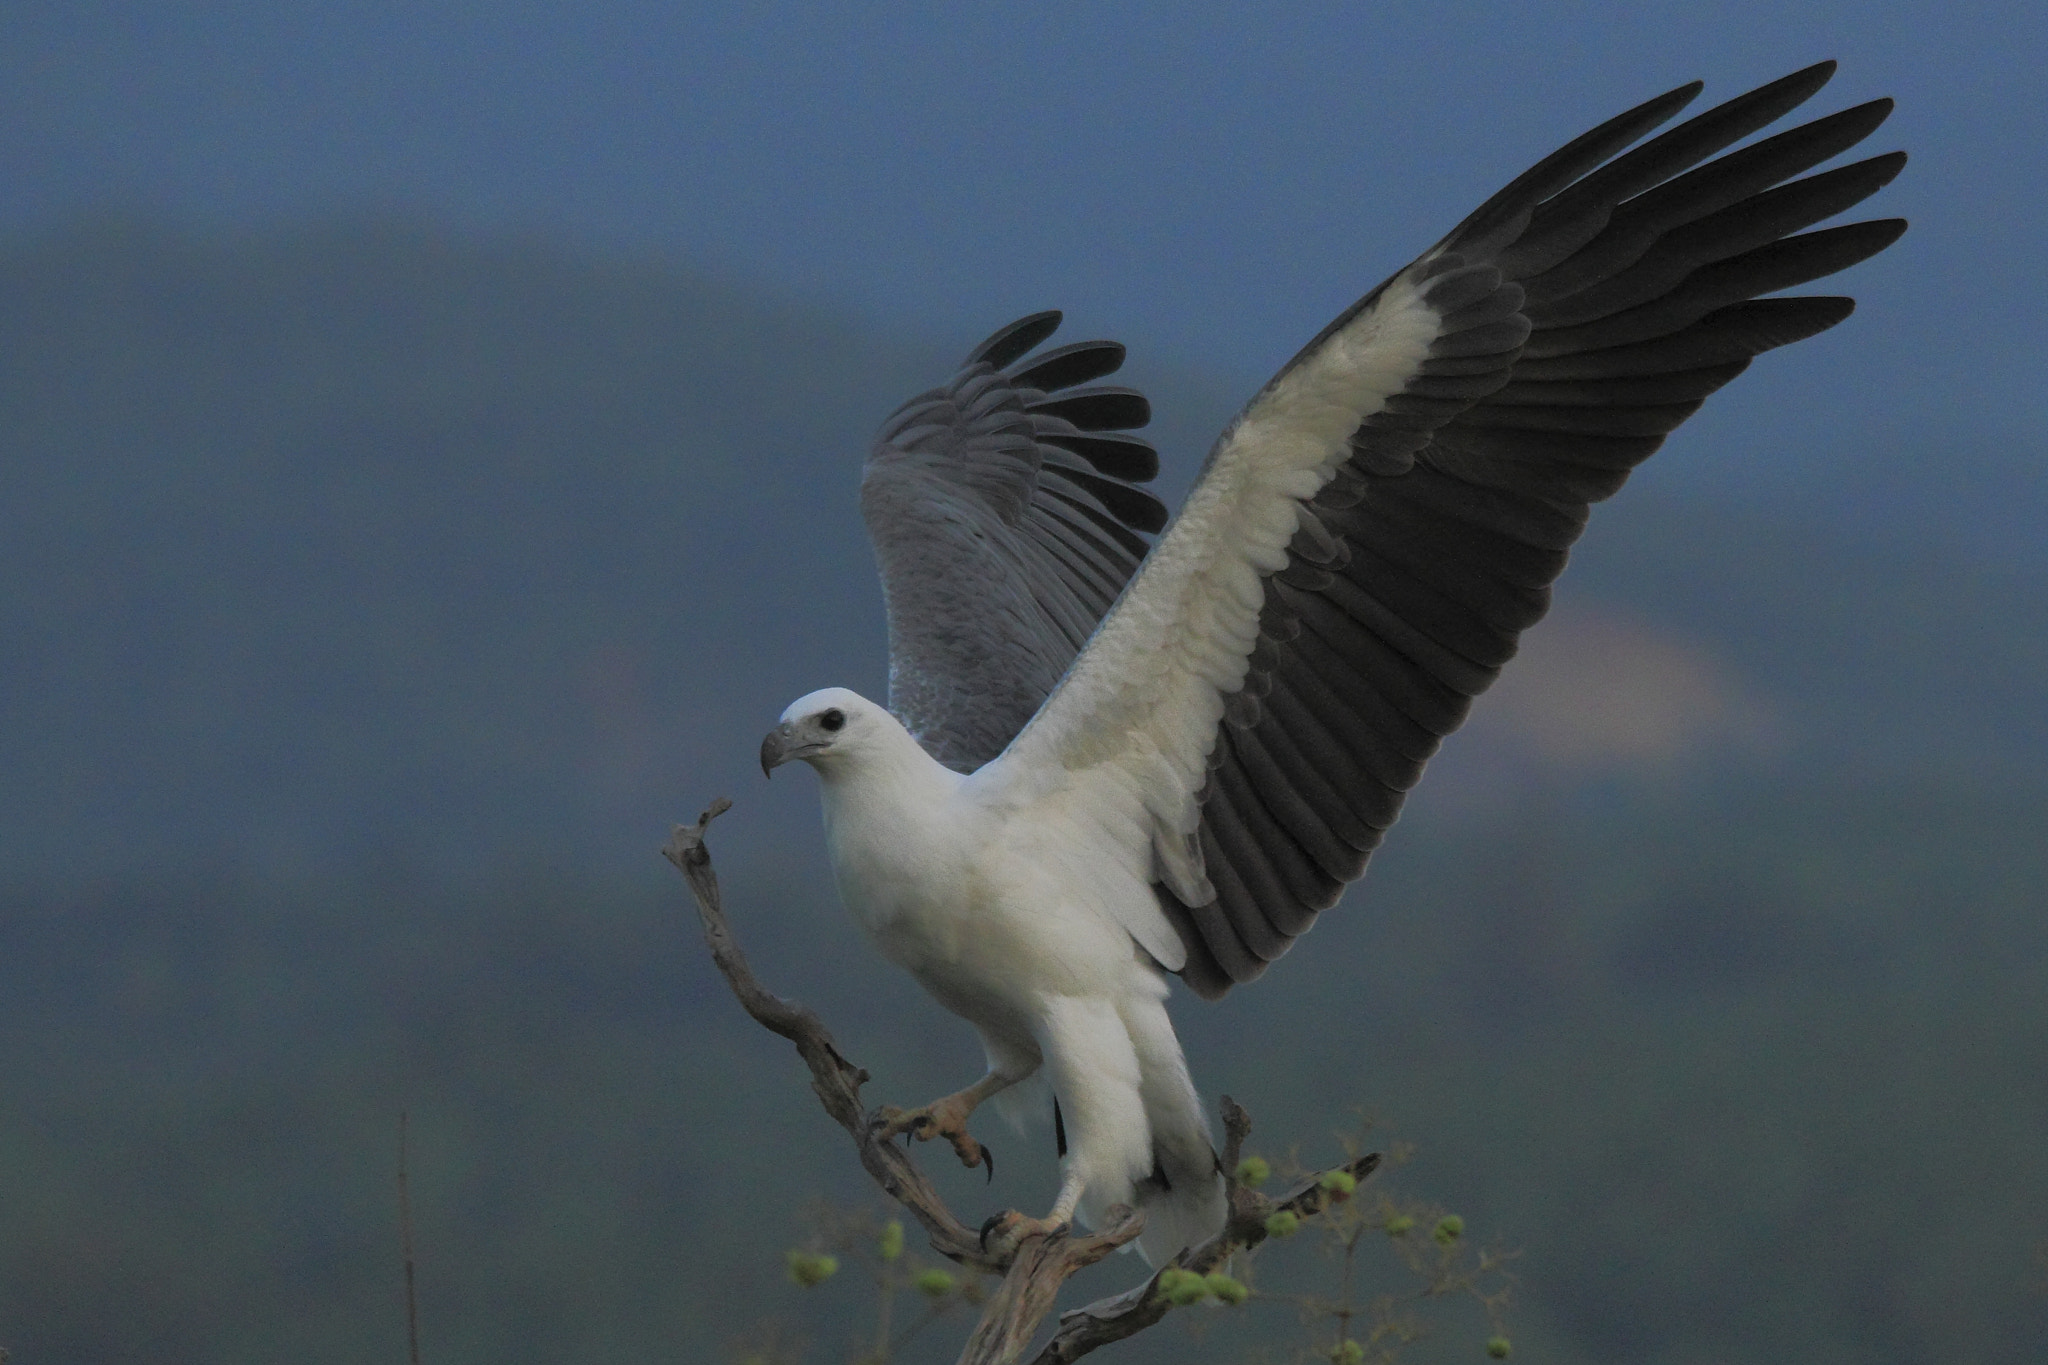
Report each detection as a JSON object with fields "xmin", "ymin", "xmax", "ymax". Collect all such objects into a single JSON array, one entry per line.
[
  {"xmin": 862, "ymin": 313, "xmax": 1167, "ymax": 770},
  {"xmin": 1161, "ymin": 61, "xmax": 1907, "ymax": 998}
]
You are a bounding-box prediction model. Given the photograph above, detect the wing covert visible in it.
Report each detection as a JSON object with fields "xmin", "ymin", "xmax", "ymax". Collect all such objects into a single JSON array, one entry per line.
[
  {"xmin": 995, "ymin": 63, "xmax": 1905, "ymax": 998},
  {"xmin": 862, "ymin": 313, "xmax": 1167, "ymax": 771}
]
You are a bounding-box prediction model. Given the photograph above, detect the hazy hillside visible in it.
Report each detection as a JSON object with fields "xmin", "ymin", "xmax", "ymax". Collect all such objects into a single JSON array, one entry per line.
[
  {"xmin": 3, "ymin": 218, "xmax": 2042, "ymax": 885},
  {"xmin": 2, "ymin": 221, "xmax": 2044, "ymax": 1364}
]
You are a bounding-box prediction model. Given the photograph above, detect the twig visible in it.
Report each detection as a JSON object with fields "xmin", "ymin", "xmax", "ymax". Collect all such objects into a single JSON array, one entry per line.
[
  {"xmin": 664, "ymin": 799, "xmax": 1379, "ymax": 1364},
  {"xmin": 887, "ymin": 1294, "xmax": 963, "ymax": 1358},
  {"xmin": 398, "ymin": 1110, "xmax": 422, "ymax": 1365}
]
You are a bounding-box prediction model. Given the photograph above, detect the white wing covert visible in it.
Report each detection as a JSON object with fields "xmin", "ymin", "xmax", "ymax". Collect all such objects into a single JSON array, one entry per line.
[{"xmin": 995, "ymin": 62, "xmax": 1906, "ymax": 997}]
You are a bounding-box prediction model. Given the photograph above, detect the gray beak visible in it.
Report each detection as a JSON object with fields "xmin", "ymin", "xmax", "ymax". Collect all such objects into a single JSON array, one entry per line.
[{"xmin": 760, "ymin": 725, "xmax": 791, "ymax": 778}]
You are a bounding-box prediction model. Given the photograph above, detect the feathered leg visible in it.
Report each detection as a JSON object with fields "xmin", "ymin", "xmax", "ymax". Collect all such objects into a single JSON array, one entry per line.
[
  {"xmin": 1120, "ymin": 986, "xmax": 1226, "ymax": 1264},
  {"xmin": 982, "ymin": 995, "xmax": 1152, "ymax": 1248}
]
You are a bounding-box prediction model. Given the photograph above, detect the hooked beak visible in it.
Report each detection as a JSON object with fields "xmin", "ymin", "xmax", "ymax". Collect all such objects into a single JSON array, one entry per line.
[
  {"xmin": 760, "ymin": 723, "xmax": 824, "ymax": 777},
  {"xmin": 760, "ymin": 726, "xmax": 790, "ymax": 778}
]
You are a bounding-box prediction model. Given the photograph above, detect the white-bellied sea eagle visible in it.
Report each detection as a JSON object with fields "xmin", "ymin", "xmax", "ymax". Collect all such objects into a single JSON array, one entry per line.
[{"xmin": 757, "ymin": 62, "xmax": 1905, "ymax": 1265}]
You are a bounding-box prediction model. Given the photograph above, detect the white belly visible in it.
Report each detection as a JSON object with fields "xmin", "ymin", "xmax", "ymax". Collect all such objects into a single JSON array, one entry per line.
[{"xmin": 821, "ymin": 777, "xmax": 1137, "ymax": 1035}]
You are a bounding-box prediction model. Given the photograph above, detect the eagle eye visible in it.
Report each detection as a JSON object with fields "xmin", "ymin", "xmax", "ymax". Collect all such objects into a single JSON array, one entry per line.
[{"xmin": 819, "ymin": 708, "xmax": 846, "ymax": 732}]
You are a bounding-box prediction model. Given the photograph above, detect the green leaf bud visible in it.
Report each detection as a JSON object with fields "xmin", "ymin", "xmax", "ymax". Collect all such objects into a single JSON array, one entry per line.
[
  {"xmin": 1204, "ymin": 1272, "xmax": 1250, "ymax": 1305},
  {"xmin": 1235, "ymin": 1155, "xmax": 1271, "ymax": 1188},
  {"xmin": 914, "ymin": 1267, "xmax": 956, "ymax": 1297},
  {"xmin": 878, "ymin": 1219, "xmax": 904, "ymax": 1262},
  {"xmin": 1264, "ymin": 1209, "xmax": 1301, "ymax": 1238},
  {"xmin": 1384, "ymin": 1214, "xmax": 1415, "ymax": 1236},
  {"xmin": 1486, "ymin": 1335, "xmax": 1512, "ymax": 1359},
  {"xmin": 1433, "ymin": 1214, "xmax": 1465, "ymax": 1246},
  {"xmin": 1156, "ymin": 1267, "xmax": 1211, "ymax": 1305},
  {"xmin": 1318, "ymin": 1169, "xmax": 1358, "ymax": 1198},
  {"xmin": 1333, "ymin": 1340, "xmax": 1366, "ymax": 1365},
  {"xmin": 784, "ymin": 1250, "xmax": 839, "ymax": 1287}
]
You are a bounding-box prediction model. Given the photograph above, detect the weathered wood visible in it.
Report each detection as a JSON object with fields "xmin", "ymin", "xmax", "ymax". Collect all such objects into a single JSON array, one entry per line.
[{"xmin": 958, "ymin": 1208, "xmax": 1145, "ymax": 1364}]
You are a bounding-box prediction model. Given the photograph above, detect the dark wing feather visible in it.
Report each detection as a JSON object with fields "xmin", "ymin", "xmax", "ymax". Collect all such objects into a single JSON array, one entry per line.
[
  {"xmin": 1170, "ymin": 62, "xmax": 1905, "ymax": 996},
  {"xmin": 862, "ymin": 315, "xmax": 1167, "ymax": 770}
]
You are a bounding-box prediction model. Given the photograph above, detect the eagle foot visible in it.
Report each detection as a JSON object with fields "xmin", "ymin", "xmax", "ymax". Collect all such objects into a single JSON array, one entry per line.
[
  {"xmin": 978, "ymin": 1209, "xmax": 1070, "ymax": 1254},
  {"xmin": 871, "ymin": 1100, "xmax": 994, "ymax": 1182}
]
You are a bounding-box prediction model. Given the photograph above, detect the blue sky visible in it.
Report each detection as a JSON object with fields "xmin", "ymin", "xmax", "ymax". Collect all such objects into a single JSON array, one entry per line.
[{"xmin": 5, "ymin": 0, "xmax": 2042, "ymax": 540}]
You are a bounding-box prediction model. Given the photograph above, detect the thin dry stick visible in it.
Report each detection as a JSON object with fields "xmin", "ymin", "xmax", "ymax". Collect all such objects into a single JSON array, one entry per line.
[
  {"xmin": 399, "ymin": 1110, "xmax": 422, "ymax": 1365},
  {"xmin": 664, "ymin": 799, "xmax": 1379, "ymax": 1365}
]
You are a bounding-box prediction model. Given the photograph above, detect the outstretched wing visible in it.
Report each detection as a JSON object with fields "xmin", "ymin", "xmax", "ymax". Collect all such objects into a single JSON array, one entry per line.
[
  {"xmin": 862, "ymin": 313, "xmax": 1168, "ymax": 771},
  {"xmin": 994, "ymin": 62, "xmax": 1906, "ymax": 998}
]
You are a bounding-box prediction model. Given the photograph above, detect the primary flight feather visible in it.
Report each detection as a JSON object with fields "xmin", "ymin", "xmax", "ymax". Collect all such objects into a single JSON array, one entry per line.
[{"xmin": 759, "ymin": 61, "xmax": 1904, "ymax": 1264}]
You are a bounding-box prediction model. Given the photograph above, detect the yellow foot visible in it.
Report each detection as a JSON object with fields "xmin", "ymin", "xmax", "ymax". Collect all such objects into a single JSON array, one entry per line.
[
  {"xmin": 978, "ymin": 1209, "xmax": 1071, "ymax": 1254},
  {"xmin": 871, "ymin": 1098, "xmax": 994, "ymax": 1180}
]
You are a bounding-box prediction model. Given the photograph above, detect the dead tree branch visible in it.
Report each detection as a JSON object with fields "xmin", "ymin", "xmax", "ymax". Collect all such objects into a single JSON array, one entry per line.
[
  {"xmin": 662, "ymin": 798, "xmax": 1007, "ymax": 1275},
  {"xmin": 664, "ymin": 799, "xmax": 1380, "ymax": 1364}
]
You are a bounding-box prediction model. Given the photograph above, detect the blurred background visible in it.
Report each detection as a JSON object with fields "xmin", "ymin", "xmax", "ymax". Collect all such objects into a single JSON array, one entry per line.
[{"xmin": 3, "ymin": 2, "xmax": 2045, "ymax": 1362}]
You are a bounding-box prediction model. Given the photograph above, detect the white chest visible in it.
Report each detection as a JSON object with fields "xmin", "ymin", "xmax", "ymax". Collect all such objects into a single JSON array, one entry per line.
[
  {"xmin": 819, "ymin": 767, "xmax": 988, "ymax": 969},
  {"xmin": 808, "ymin": 745, "xmax": 1151, "ymax": 1027}
]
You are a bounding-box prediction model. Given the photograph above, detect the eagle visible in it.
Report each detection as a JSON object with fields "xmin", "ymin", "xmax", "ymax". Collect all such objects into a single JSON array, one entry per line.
[{"xmin": 757, "ymin": 62, "xmax": 1903, "ymax": 1265}]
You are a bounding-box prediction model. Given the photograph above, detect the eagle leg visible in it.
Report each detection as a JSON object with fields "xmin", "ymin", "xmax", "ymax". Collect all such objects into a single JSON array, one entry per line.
[
  {"xmin": 871, "ymin": 1072, "xmax": 1008, "ymax": 1180},
  {"xmin": 976, "ymin": 1165, "xmax": 1087, "ymax": 1252},
  {"xmin": 978, "ymin": 1209, "xmax": 1071, "ymax": 1252}
]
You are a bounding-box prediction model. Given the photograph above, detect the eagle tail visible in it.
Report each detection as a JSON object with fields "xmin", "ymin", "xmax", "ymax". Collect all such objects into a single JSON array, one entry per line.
[{"xmin": 1124, "ymin": 995, "xmax": 1227, "ymax": 1266}]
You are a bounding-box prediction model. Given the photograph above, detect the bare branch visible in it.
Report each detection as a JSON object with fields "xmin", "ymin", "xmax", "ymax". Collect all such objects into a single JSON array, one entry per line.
[
  {"xmin": 398, "ymin": 1111, "xmax": 422, "ymax": 1365},
  {"xmin": 665, "ymin": 800, "xmax": 1380, "ymax": 1364},
  {"xmin": 662, "ymin": 800, "xmax": 1005, "ymax": 1274},
  {"xmin": 958, "ymin": 1207, "xmax": 1145, "ymax": 1364}
]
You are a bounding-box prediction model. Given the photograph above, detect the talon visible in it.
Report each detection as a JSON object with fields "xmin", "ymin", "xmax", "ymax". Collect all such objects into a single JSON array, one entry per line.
[
  {"xmin": 976, "ymin": 1209, "xmax": 1066, "ymax": 1253},
  {"xmin": 871, "ymin": 1097, "xmax": 990, "ymax": 1175},
  {"xmin": 982, "ymin": 1143, "xmax": 996, "ymax": 1183},
  {"xmin": 945, "ymin": 1129, "xmax": 990, "ymax": 1178}
]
